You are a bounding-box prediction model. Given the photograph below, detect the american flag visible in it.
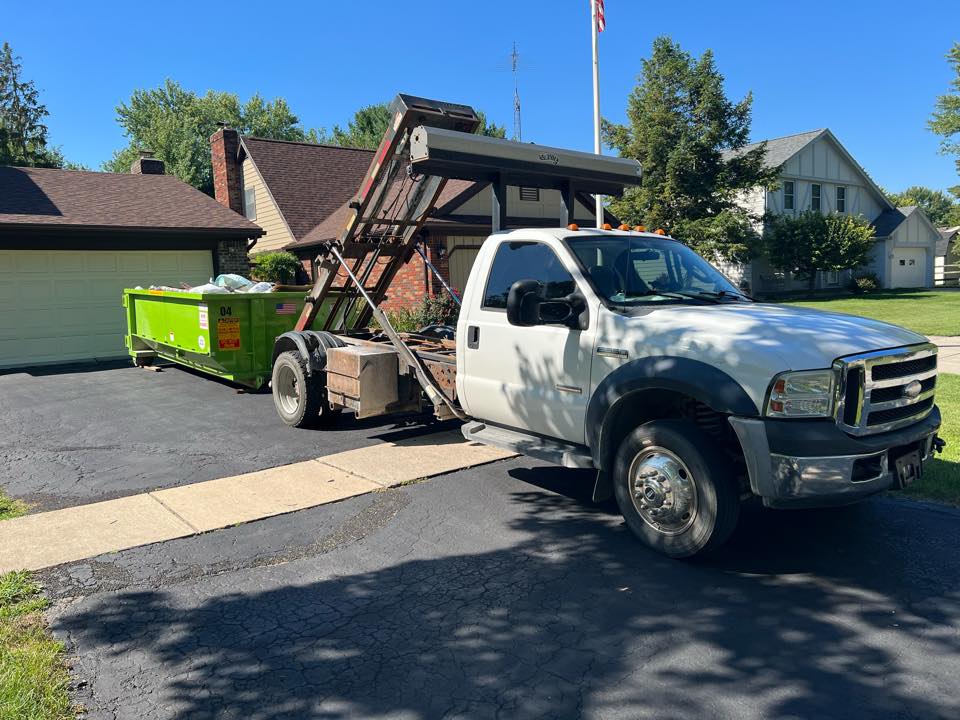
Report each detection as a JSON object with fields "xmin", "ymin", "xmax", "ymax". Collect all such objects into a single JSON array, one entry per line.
[
  {"xmin": 275, "ymin": 303, "xmax": 297, "ymax": 315},
  {"xmin": 596, "ymin": 0, "xmax": 605, "ymax": 32}
]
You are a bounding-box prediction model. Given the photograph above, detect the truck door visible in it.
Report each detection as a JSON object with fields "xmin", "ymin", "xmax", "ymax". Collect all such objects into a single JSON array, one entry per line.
[{"xmin": 460, "ymin": 239, "xmax": 596, "ymax": 444}]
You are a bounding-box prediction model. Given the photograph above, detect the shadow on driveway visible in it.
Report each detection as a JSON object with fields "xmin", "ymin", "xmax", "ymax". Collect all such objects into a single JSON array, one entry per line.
[{"xmin": 53, "ymin": 463, "xmax": 960, "ymax": 719}]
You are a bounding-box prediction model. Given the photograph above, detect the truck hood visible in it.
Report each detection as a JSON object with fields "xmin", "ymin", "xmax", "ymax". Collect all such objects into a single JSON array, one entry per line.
[{"xmin": 622, "ymin": 302, "xmax": 927, "ymax": 371}]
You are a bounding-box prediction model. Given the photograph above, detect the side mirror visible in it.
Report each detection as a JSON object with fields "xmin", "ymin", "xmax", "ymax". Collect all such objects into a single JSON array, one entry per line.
[
  {"xmin": 506, "ymin": 279, "xmax": 542, "ymax": 326},
  {"xmin": 506, "ymin": 279, "xmax": 588, "ymax": 330}
]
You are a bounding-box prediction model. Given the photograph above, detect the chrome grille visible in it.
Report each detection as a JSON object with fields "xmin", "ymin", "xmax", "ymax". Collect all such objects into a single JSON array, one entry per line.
[{"xmin": 834, "ymin": 344, "xmax": 938, "ymax": 436}]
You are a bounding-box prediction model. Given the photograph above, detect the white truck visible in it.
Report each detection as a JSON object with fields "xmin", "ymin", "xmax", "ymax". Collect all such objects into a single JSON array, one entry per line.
[{"xmin": 271, "ymin": 95, "xmax": 943, "ymax": 557}]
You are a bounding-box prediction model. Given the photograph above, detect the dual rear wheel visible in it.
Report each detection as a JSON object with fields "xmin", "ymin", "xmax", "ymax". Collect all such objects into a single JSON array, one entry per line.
[{"xmin": 271, "ymin": 351, "xmax": 340, "ymax": 428}]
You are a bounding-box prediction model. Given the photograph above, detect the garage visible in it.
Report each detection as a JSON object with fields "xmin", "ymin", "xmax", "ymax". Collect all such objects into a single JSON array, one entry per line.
[
  {"xmin": 0, "ymin": 250, "xmax": 213, "ymax": 366},
  {"xmin": 0, "ymin": 162, "xmax": 262, "ymax": 370},
  {"xmin": 891, "ymin": 247, "xmax": 928, "ymax": 288}
]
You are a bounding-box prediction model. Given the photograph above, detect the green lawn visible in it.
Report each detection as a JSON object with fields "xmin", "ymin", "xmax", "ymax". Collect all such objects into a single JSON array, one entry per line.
[
  {"xmin": 0, "ymin": 493, "xmax": 25, "ymax": 523},
  {"xmin": 0, "ymin": 571, "xmax": 73, "ymax": 720},
  {"xmin": 903, "ymin": 372, "xmax": 960, "ymax": 505},
  {"xmin": 781, "ymin": 289, "xmax": 960, "ymax": 337}
]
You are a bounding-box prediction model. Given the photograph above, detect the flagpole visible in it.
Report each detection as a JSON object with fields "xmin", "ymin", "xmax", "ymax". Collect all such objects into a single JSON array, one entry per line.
[{"xmin": 590, "ymin": 0, "xmax": 603, "ymax": 228}]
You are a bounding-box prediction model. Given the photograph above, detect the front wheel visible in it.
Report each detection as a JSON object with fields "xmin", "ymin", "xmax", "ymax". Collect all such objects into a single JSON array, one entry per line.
[
  {"xmin": 613, "ymin": 419, "xmax": 739, "ymax": 558},
  {"xmin": 271, "ymin": 351, "xmax": 340, "ymax": 428}
]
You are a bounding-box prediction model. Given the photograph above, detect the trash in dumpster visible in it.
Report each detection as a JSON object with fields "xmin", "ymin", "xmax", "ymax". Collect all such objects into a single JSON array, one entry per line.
[
  {"xmin": 214, "ymin": 273, "xmax": 254, "ymax": 291},
  {"xmin": 139, "ymin": 276, "xmax": 278, "ymax": 294}
]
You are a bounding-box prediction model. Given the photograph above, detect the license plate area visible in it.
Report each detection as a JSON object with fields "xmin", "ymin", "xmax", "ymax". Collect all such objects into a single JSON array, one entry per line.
[{"xmin": 891, "ymin": 445, "xmax": 923, "ymax": 488}]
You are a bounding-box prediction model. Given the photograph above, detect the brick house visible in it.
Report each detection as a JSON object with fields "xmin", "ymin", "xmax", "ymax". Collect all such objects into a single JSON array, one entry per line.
[
  {"xmin": 0, "ymin": 154, "xmax": 262, "ymax": 368},
  {"xmin": 210, "ymin": 130, "xmax": 610, "ymax": 309}
]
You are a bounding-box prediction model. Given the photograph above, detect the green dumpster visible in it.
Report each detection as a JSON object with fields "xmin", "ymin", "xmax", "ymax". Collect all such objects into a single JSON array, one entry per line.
[{"xmin": 123, "ymin": 288, "xmax": 346, "ymax": 389}]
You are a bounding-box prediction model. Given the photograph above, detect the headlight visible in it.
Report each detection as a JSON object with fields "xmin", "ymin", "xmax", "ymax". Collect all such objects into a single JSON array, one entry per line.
[{"xmin": 765, "ymin": 369, "xmax": 836, "ymax": 418}]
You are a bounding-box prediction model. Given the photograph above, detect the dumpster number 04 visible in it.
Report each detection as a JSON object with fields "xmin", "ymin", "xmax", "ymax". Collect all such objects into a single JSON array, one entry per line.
[{"xmin": 220, "ymin": 306, "xmax": 232, "ymax": 317}]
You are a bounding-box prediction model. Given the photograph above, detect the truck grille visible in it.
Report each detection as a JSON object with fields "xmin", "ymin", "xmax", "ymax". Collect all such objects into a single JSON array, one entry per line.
[{"xmin": 834, "ymin": 344, "xmax": 937, "ymax": 436}]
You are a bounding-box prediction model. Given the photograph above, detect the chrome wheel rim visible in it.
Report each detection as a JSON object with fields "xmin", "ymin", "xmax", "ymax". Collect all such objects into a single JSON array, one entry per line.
[
  {"xmin": 275, "ymin": 364, "xmax": 301, "ymax": 415},
  {"xmin": 628, "ymin": 446, "xmax": 698, "ymax": 535}
]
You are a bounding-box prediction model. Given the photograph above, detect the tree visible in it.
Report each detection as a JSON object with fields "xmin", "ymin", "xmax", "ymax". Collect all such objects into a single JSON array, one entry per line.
[
  {"xmin": 603, "ymin": 36, "xmax": 779, "ymax": 261},
  {"xmin": 0, "ymin": 42, "xmax": 63, "ymax": 167},
  {"xmin": 930, "ymin": 42, "xmax": 960, "ymax": 177},
  {"xmin": 316, "ymin": 103, "xmax": 506, "ymax": 149},
  {"xmin": 764, "ymin": 211, "xmax": 875, "ymax": 288},
  {"xmin": 104, "ymin": 80, "xmax": 319, "ymax": 194},
  {"xmin": 885, "ymin": 185, "xmax": 960, "ymax": 227}
]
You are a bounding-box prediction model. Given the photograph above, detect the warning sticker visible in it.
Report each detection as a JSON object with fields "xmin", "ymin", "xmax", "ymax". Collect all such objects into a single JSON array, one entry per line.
[
  {"xmin": 217, "ymin": 317, "xmax": 241, "ymax": 350},
  {"xmin": 199, "ymin": 304, "xmax": 209, "ymax": 330}
]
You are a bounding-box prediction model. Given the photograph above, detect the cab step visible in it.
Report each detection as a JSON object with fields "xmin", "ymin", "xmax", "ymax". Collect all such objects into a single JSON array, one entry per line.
[{"xmin": 461, "ymin": 421, "xmax": 595, "ymax": 469}]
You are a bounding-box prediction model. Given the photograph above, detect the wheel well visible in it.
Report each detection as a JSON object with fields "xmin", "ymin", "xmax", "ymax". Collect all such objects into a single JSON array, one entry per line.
[
  {"xmin": 601, "ymin": 389, "xmax": 749, "ymax": 491},
  {"xmin": 272, "ymin": 336, "xmax": 304, "ymax": 367}
]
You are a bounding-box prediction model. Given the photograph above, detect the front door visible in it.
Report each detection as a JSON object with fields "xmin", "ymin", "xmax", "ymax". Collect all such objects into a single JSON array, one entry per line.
[{"xmin": 459, "ymin": 239, "xmax": 595, "ymax": 444}]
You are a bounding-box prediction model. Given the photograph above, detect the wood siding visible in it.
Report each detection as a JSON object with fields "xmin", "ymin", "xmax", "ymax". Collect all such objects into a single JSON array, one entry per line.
[
  {"xmin": 455, "ymin": 185, "xmax": 597, "ymax": 222},
  {"xmin": 242, "ymin": 158, "xmax": 295, "ymax": 254}
]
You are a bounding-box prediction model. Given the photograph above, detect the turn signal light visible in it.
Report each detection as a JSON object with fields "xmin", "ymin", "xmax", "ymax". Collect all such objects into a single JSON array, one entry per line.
[
  {"xmin": 567, "ymin": 223, "xmax": 579, "ymax": 231},
  {"xmin": 602, "ymin": 223, "xmax": 613, "ymax": 230},
  {"xmin": 654, "ymin": 228, "xmax": 666, "ymax": 235}
]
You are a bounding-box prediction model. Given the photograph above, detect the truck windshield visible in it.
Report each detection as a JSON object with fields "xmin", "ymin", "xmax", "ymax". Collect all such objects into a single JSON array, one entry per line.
[{"xmin": 565, "ymin": 235, "xmax": 747, "ymax": 306}]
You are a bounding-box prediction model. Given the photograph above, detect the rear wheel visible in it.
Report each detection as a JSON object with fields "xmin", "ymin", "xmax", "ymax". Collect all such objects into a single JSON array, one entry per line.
[
  {"xmin": 613, "ymin": 419, "xmax": 739, "ymax": 558},
  {"xmin": 271, "ymin": 351, "xmax": 339, "ymax": 428}
]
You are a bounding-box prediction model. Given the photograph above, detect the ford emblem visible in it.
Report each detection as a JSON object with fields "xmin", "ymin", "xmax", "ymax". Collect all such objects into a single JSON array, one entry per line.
[{"xmin": 903, "ymin": 380, "xmax": 923, "ymax": 399}]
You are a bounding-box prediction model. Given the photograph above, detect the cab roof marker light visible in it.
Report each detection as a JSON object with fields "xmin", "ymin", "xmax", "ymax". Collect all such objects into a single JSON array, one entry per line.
[
  {"xmin": 634, "ymin": 225, "xmax": 646, "ymax": 232},
  {"xmin": 567, "ymin": 223, "xmax": 579, "ymax": 231},
  {"xmin": 602, "ymin": 223, "xmax": 613, "ymax": 230}
]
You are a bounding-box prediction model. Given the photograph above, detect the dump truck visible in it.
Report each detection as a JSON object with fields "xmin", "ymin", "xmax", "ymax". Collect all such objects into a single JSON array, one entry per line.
[{"xmin": 269, "ymin": 94, "xmax": 944, "ymax": 558}]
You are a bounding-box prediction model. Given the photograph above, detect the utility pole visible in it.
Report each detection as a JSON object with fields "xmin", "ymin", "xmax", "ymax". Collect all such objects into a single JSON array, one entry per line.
[{"xmin": 511, "ymin": 42, "xmax": 522, "ymax": 142}]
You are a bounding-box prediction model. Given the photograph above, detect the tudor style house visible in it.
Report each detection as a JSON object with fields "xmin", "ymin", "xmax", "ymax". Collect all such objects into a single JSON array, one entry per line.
[
  {"xmin": 209, "ymin": 129, "xmax": 610, "ymax": 309},
  {"xmin": 723, "ymin": 129, "xmax": 940, "ymax": 292}
]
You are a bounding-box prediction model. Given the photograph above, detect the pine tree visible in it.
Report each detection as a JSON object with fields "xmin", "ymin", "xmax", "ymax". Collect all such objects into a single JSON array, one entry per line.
[
  {"xmin": 603, "ymin": 37, "xmax": 778, "ymax": 261},
  {"xmin": 0, "ymin": 42, "xmax": 62, "ymax": 167}
]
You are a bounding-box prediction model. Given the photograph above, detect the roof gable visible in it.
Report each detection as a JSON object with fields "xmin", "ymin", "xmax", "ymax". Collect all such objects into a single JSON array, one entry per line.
[
  {"xmin": 240, "ymin": 137, "xmax": 374, "ymax": 240},
  {"xmin": 724, "ymin": 128, "xmax": 894, "ymax": 212},
  {"xmin": 0, "ymin": 166, "xmax": 262, "ymax": 235}
]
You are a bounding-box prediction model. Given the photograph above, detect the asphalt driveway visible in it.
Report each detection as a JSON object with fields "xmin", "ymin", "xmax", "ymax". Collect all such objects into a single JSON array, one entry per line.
[
  {"xmin": 0, "ymin": 361, "xmax": 446, "ymax": 511},
  {"xmin": 42, "ymin": 460, "xmax": 960, "ymax": 720}
]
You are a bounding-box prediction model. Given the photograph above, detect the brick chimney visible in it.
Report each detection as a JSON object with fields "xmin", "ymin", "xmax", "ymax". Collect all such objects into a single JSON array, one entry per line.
[
  {"xmin": 210, "ymin": 125, "xmax": 243, "ymax": 213},
  {"xmin": 130, "ymin": 150, "xmax": 164, "ymax": 175}
]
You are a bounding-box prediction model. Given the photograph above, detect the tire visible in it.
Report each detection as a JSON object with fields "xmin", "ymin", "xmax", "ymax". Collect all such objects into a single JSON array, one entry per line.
[
  {"xmin": 613, "ymin": 419, "xmax": 739, "ymax": 559},
  {"xmin": 271, "ymin": 351, "xmax": 339, "ymax": 428}
]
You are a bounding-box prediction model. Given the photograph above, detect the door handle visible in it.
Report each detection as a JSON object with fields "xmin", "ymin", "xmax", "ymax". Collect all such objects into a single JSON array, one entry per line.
[{"xmin": 467, "ymin": 325, "xmax": 480, "ymax": 349}]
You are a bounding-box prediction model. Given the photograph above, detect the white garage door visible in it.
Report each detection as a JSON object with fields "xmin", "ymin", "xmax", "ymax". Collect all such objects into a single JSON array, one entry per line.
[
  {"xmin": 0, "ymin": 249, "xmax": 213, "ymax": 368},
  {"xmin": 891, "ymin": 248, "xmax": 927, "ymax": 288}
]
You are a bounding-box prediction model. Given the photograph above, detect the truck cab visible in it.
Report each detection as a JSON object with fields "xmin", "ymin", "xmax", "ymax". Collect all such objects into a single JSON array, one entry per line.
[{"xmin": 457, "ymin": 226, "xmax": 942, "ymax": 557}]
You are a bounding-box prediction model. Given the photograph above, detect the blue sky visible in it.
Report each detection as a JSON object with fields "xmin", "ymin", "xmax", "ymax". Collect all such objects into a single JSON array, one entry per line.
[{"xmin": 4, "ymin": 0, "xmax": 958, "ymax": 192}]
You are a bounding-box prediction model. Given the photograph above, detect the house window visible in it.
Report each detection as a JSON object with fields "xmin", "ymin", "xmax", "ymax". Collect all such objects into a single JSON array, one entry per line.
[
  {"xmin": 243, "ymin": 185, "xmax": 257, "ymax": 221},
  {"xmin": 783, "ymin": 181, "xmax": 795, "ymax": 211},
  {"xmin": 519, "ymin": 187, "xmax": 540, "ymax": 202},
  {"xmin": 811, "ymin": 183, "xmax": 821, "ymax": 212},
  {"xmin": 826, "ymin": 270, "xmax": 840, "ymax": 286},
  {"xmin": 836, "ymin": 186, "xmax": 846, "ymax": 213}
]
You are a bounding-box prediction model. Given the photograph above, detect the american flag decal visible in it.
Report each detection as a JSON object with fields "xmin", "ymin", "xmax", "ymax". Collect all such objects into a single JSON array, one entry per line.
[{"xmin": 275, "ymin": 303, "xmax": 297, "ymax": 315}]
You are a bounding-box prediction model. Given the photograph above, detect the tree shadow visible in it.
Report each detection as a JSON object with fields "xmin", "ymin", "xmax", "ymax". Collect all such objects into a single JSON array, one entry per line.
[{"xmin": 54, "ymin": 475, "xmax": 960, "ymax": 719}]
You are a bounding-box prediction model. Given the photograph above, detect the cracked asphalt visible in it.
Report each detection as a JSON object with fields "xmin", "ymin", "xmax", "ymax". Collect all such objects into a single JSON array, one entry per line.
[
  {"xmin": 0, "ymin": 362, "xmax": 448, "ymax": 511},
  {"xmin": 41, "ymin": 460, "xmax": 960, "ymax": 719}
]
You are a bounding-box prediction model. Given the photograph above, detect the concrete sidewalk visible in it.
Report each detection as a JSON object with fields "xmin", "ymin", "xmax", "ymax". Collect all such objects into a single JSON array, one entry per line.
[
  {"xmin": 929, "ymin": 336, "xmax": 960, "ymax": 374},
  {"xmin": 0, "ymin": 430, "xmax": 513, "ymax": 573}
]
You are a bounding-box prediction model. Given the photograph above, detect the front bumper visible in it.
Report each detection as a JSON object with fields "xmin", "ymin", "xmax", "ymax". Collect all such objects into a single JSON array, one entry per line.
[{"xmin": 729, "ymin": 407, "xmax": 941, "ymax": 508}]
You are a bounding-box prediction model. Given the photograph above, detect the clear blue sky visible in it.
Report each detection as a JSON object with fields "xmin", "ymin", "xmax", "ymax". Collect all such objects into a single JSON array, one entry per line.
[{"xmin": 5, "ymin": 0, "xmax": 958, "ymax": 192}]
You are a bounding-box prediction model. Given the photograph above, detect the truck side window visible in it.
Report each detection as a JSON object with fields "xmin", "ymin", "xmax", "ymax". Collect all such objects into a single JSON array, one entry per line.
[{"xmin": 482, "ymin": 241, "xmax": 576, "ymax": 309}]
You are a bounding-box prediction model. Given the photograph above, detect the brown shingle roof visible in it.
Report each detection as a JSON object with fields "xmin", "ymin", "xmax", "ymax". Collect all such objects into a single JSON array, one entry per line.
[
  {"xmin": 241, "ymin": 137, "xmax": 375, "ymax": 240},
  {"xmin": 0, "ymin": 166, "xmax": 262, "ymax": 236},
  {"xmin": 291, "ymin": 179, "xmax": 478, "ymax": 250}
]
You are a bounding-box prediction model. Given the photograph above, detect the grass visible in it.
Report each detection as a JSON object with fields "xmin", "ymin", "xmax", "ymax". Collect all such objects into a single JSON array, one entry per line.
[
  {"xmin": 781, "ymin": 289, "xmax": 960, "ymax": 337},
  {"xmin": 0, "ymin": 571, "xmax": 73, "ymax": 720},
  {"xmin": 0, "ymin": 492, "xmax": 26, "ymax": 522},
  {"xmin": 902, "ymin": 373, "xmax": 960, "ymax": 505}
]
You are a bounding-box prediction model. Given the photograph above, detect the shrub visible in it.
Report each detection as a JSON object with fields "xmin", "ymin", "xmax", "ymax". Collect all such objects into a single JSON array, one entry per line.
[
  {"xmin": 382, "ymin": 293, "xmax": 460, "ymax": 332},
  {"xmin": 851, "ymin": 272, "xmax": 880, "ymax": 294},
  {"xmin": 251, "ymin": 251, "xmax": 300, "ymax": 284}
]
